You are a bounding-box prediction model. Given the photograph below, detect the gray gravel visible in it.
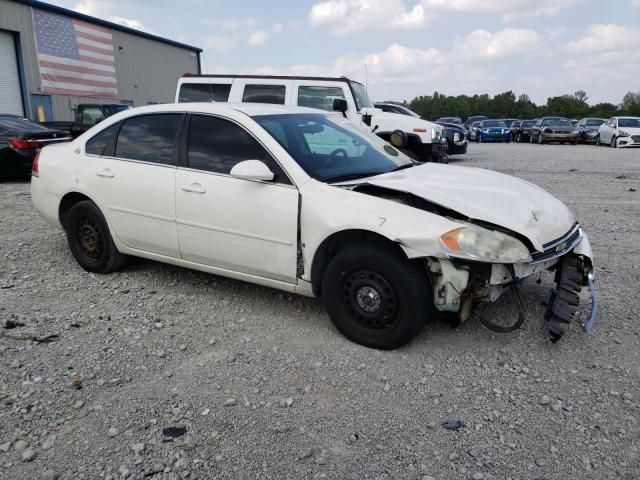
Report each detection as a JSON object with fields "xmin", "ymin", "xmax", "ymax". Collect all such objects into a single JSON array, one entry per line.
[{"xmin": 1, "ymin": 142, "xmax": 639, "ymax": 479}]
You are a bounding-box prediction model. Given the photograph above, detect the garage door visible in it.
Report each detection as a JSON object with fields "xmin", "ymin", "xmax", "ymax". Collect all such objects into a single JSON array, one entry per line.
[{"xmin": 0, "ymin": 30, "xmax": 24, "ymax": 116}]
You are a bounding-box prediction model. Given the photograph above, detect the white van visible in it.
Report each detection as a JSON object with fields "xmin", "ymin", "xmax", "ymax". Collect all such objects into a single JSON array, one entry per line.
[{"xmin": 175, "ymin": 75, "xmax": 447, "ymax": 163}]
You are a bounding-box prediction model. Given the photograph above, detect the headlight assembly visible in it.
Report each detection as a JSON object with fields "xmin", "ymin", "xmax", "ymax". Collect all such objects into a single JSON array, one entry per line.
[
  {"xmin": 440, "ymin": 226, "xmax": 532, "ymax": 263},
  {"xmin": 618, "ymin": 130, "xmax": 630, "ymax": 137}
]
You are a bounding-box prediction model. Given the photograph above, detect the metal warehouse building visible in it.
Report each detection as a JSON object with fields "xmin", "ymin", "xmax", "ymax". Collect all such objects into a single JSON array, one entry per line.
[{"xmin": 0, "ymin": 0, "xmax": 201, "ymax": 122}]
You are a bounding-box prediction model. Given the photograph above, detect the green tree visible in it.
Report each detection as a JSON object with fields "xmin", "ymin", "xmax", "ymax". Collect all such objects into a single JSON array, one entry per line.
[{"xmin": 620, "ymin": 91, "xmax": 640, "ymax": 116}]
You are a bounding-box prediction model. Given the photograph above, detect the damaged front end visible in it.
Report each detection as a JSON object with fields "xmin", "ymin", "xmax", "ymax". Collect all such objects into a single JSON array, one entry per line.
[{"xmin": 426, "ymin": 225, "xmax": 597, "ymax": 342}]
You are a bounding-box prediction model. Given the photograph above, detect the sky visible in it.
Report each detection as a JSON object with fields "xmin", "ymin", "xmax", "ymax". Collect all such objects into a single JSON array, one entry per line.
[{"xmin": 45, "ymin": 0, "xmax": 640, "ymax": 105}]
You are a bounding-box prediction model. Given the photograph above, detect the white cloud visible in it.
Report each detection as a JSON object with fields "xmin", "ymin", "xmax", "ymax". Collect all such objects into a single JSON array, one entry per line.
[
  {"xmin": 204, "ymin": 35, "xmax": 239, "ymax": 52},
  {"xmin": 421, "ymin": 0, "xmax": 581, "ymax": 21},
  {"xmin": 309, "ymin": 0, "xmax": 429, "ymax": 34},
  {"xmin": 564, "ymin": 24, "xmax": 640, "ymax": 53},
  {"xmin": 109, "ymin": 16, "xmax": 155, "ymax": 34},
  {"xmin": 563, "ymin": 24, "xmax": 640, "ymax": 89},
  {"xmin": 247, "ymin": 30, "xmax": 270, "ymax": 46},
  {"xmin": 454, "ymin": 28, "xmax": 540, "ymax": 59},
  {"xmin": 633, "ymin": 0, "xmax": 640, "ymax": 7},
  {"xmin": 272, "ymin": 23, "xmax": 284, "ymax": 33}
]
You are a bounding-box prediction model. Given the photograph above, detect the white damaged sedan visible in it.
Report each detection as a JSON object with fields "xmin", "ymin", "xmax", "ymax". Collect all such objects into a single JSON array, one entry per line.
[{"xmin": 31, "ymin": 103, "xmax": 597, "ymax": 349}]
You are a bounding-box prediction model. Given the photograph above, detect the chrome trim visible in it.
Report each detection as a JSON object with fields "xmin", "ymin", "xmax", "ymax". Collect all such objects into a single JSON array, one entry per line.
[
  {"xmin": 37, "ymin": 137, "xmax": 72, "ymax": 144},
  {"xmin": 529, "ymin": 228, "xmax": 584, "ymax": 265},
  {"xmin": 543, "ymin": 223, "xmax": 580, "ymax": 250}
]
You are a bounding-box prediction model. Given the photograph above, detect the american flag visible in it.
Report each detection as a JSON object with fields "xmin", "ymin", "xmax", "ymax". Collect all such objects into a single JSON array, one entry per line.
[{"xmin": 33, "ymin": 9, "xmax": 118, "ymax": 98}]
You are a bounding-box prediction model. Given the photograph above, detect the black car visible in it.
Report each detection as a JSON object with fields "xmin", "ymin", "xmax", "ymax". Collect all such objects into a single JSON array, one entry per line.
[
  {"xmin": 464, "ymin": 115, "xmax": 488, "ymax": 131},
  {"xmin": 513, "ymin": 119, "xmax": 538, "ymax": 143},
  {"xmin": 436, "ymin": 121, "xmax": 468, "ymax": 155},
  {"xmin": 501, "ymin": 118, "xmax": 520, "ymax": 128},
  {"xmin": 0, "ymin": 115, "xmax": 70, "ymax": 179},
  {"xmin": 373, "ymin": 103, "xmax": 420, "ymax": 118},
  {"xmin": 509, "ymin": 120, "xmax": 522, "ymax": 135},
  {"xmin": 576, "ymin": 118, "xmax": 606, "ymax": 144},
  {"xmin": 436, "ymin": 116, "xmax": 463, "ymax": 125}
]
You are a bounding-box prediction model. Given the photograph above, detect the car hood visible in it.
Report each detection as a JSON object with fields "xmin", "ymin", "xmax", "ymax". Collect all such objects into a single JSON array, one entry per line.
[
  {"xmin": 619, "ymin": 127, "xmax": 640, "ymax": 134},
  {"xmin": 543, "ymin": 125, "xmax": 575, "ymax": 132},
  {"xmin": 347, "ymin": 164, "xmax": 575, "ymax": 252}
]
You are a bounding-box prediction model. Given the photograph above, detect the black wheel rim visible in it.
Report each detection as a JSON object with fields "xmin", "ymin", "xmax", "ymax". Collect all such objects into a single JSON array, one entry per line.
[
  {"xmin": 341, "ymin": 269, "xmax": 399, "ymax": 332},
  {"xmin": 76, "ymin": 216, "xmax": 104, "ymax": 261}
]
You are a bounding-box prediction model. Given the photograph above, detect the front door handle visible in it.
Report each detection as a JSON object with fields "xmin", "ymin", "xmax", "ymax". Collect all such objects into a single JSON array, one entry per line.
[
  {"xmin": 96, "ymin": 168, "xmax": 114, "ymax": 178},
  {"xmin": 180, "ymin": 183, "xmax": 206, "ymax": 194}
]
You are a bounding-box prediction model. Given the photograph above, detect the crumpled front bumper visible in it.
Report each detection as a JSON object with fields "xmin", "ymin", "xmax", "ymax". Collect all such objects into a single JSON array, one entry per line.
[{"xmin": 429, "ymin": 230, "xmax": 597, "ymax": 340}]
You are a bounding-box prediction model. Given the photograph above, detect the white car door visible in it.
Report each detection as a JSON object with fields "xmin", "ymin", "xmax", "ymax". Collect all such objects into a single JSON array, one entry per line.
[
  {"xmin": 601, "ymin": 118, "xmax": 615, "ymax": 143},
  {"xmin": 84, "ymin": 113, "xmax": 183, "ymax": 258},
  {"xmin": 175, "ymin": 114, "xmax": 299, "ymax": 283}
]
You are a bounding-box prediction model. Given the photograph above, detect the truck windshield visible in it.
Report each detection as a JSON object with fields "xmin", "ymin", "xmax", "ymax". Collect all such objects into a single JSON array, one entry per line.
[
  {"xmin": 254, "ymin": 113, "xmax": 414, "ymax": 183},
  {"xmin": 349, "ymin": 81, "xmax": 373, "ymax": 111}
]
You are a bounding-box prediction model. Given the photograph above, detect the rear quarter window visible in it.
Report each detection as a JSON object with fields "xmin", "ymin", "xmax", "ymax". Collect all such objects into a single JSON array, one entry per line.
[
  {"xmin": 242, "ymin": 85, "xmax": 286, "ymax": 105},
  {"xmin": 86, "ymin": 123, "xmax": 119, "ymax": 156},
  {"xmin": 115, "ymin": 114, "xmax": 183, "ymax": 165},
  {"xmin": 178, "ymin": 83, "xmax": 231, "ymax": 103}
]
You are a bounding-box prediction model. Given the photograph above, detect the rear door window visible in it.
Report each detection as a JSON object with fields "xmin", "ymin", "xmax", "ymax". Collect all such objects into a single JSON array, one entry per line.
[
  {"xmin": 297, "ymin": 86, "xmax": 346, "ymax": 111},
  {"xmin": 242, "ymin": 85, "xmax": 286, "ymax": 104},
  {"xmin": 115, "ymin": 114, "xmax": 183, "ymax": 165},
  {"xmin": 178, "ymin": 83, "xmax": 231, "ymax": 103}
]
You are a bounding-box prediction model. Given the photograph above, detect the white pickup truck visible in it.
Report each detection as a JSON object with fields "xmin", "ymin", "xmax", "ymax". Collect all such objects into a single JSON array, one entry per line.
[{"xmin": 175, "ymin": 74, "xmax": 447, "ymax": 163}]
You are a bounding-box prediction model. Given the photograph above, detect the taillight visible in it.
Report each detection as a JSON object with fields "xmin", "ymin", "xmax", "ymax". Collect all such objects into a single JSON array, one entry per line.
[
  {"xmin": 9, "ymin": 138, "xmax": 41, "ymax": 150},
  {"xmin": 32, "ymin": 151, "xmax": 40, "ymax": 177}
]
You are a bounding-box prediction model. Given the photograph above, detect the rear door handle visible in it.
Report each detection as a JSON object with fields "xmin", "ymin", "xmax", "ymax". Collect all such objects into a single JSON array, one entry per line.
[
  {"xmin": 96, "ymin": 168, "xmax": 114, "ymax": 178},
  {"xmin": 180, "ymin": 183, "xmax": 206, "ymax": 194}
]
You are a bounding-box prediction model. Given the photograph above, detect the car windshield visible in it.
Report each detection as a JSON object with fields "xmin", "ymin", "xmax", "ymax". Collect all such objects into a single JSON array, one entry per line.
[
  {"xmin": 619, "ymin": 118, "xmax": 640, "ymax": 128},
  {"xmin": 542, "ymin": 118, "xmax": 573, "ymax": 127},
  {"xmin": 439, "ymin": 117, "xmax": 462, "ymax": 124},
  {"xmin": 522, "ymin": 120, "xmax": 537, "ymax": 127},
  {"xmin": 254, "ymin": 113, "xmax": 414, "ymax": 183},
  {"xmin": 483, "ymin": 120, "xmax": 506, "ymax": 128},
  {"xmin": 349, "ymin": 81, "xmax": 373, "ymax": 110},
  {"xmin": 472, "ymin": 122, "xmax": 481, "ymax": 127},
  {"xmin": 0, "ymin": 116, "xmax": 48, "ymax": 133},
  {"xmin": 585, "ymin": 119, "xmax": 604, "ymax": 127}
]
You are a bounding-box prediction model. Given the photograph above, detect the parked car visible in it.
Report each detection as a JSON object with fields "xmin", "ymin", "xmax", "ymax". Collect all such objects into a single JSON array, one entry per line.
[
  {"xmin": 467, "ymin": 121, "xmax": 482, "ymax": 141},
  {"xmin": 530, "ymin": 117, "xmax": 579, "ymax": 145},
  {"xmin": 464, "ymin": 115, "xmax": 488, "ymax": 133},
  {"xmin": 576, "ymin": 118, "xmax": 605, "ymax": 144},
  {"xmin": 31, "ymin": 103, "xmax": 596, "ymax": 347},
  {"xmin": 436, "ymin": 121, "xmax": 468, "ymax": 155},
  {"xmin": 476, "ymin": 119, "xmax": 511, "ymax": 143},
  {"xmin": 596, "ymin": 117, "xmax": 640, "ymax": 148},
  {"xmin": 436, "ymin": 116, "xmax": 463, "ymax": 125},
  {"xmin": 0, "ymin": 115, "xmax": 70, "ymax": 179},
  {"xmin": 509, "ymin": 120, "xmax": 522, "ymax": 135},
  {"xmin": 513, "ymin": 119, "xmax": 538, "ymax": 143},
  {"xmin": 373, "ymin": 104, "xmax": 467, "ymax": 156},
  {"xmin": 177, "ymin": 75, "xmax": 447, "ymax": 163},
  {"xmin": 41, "ymin": 104, "xmax": 132, "ymax": 139},
  {"xmin": 501, "ymin": 119, "xmax": 519, "ymax": 128}
]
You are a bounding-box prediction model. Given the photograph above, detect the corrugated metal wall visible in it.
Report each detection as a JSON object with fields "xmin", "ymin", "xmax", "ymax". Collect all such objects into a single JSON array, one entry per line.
[{"xmin": 0, "ymin": 0, "xmax": 199, "ymax": 121}]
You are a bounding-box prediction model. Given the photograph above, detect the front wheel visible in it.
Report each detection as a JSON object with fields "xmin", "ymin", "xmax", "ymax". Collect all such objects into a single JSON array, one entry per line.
[
  {"xmin": 538, "ymin": 133, "xmax": 545, "ymax": 145},
  {"xmin": 66, "ymin": 200, "xmax": 127, "ymax": 273},
  {"xmin": 611, "ymin": 136, "xmax": 617, "ymax": 148},
  {"xmin": 321, "ymin": 244, "xmax": 432, "ymax": 350},
  {"xmin": 595, "ymin": 135, "xmax": 601, "ymax": 146}
]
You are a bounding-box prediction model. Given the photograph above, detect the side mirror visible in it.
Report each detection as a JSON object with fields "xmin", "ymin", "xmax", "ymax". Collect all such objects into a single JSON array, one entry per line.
[
  {"xmin": 229, "ymin": 160, "xmax": 274, "ymax": 182},
  {"xmin": 333, "ymin": 98, "xmax": 348, "ymax": 117},
  {"xmin": 390, "ymin": 129, "xmax": 408, "ymax": 148}
]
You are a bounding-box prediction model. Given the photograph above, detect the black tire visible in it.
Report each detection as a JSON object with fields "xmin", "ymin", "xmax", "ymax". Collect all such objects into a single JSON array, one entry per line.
[
  {"xmin": 65, "ymin": 200, "xmax": 127, "ymax": 273},
  {"xmin": 538, "ymin": 133, "xmax": 545, "ymax": 145},
  {"xmin": 595, "ymin": 135, "xmax": 600, "ymax": 146},
  {"xmin": 529, "ymin": 133, "xmax": 535, "ymax": 144},
  {"xmin": 321, "ymin": 244, "xmax": 432, "ymax": 350},
  {"xmin": 611, "ymin": 136, "xmax": 617, "ymax": 148}
]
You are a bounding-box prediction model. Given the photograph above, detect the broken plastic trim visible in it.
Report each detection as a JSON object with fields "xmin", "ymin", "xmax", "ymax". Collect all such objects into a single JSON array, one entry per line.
[{"xmin": 583, "ymin": 273, "xmax": 598, "ymax": 333}]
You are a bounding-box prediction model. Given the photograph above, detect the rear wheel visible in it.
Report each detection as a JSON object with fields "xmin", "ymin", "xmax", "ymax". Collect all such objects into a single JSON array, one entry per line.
[
  {"xmin": 321, "ymin": 244, "xmax": 432, "ymax": 350},
  {"xmin": 65, "ymin": 200, "xmax": 127, "ymax": 273}
]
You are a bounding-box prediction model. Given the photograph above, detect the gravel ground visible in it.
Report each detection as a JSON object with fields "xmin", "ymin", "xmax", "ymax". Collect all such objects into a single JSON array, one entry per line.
[{"xmin": 1, "ymin": 142, "xmax": 639, "ymax": 480}]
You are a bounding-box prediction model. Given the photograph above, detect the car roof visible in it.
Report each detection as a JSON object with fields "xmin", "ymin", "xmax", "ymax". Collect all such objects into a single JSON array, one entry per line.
[{"xmin": 111, "ymin": 102, "xmax": 332, "ymax": 117}]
